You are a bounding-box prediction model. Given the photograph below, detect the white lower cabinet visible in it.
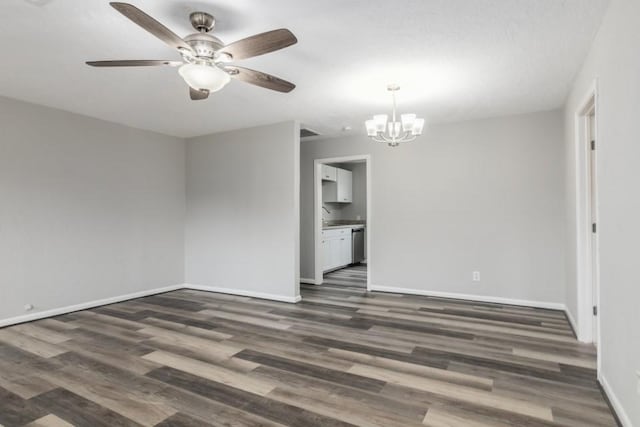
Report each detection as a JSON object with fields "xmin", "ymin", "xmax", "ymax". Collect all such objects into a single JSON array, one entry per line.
[
  {"xmin": 322, "ymin": 228, "xmax": 352, "ymax": 272},
  {"xmin": 322, "ymin": 238, "xmax": 337, "ymax": 271}
]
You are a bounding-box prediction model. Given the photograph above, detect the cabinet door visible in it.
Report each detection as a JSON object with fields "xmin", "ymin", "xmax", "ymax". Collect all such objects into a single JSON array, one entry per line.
[
  {"xmin": 322, "ymin": 180, "xmax": 337, "ymax": 203},
  {"xmin": 322, "ymin": 237, "xmax": 341, "ymax": 271},
  {"xmin": 321, "ymin": 165, "xmax": 337, "ymax": 182},
  {"xmin": 336, "ymin": 168, "xmax": 352, "ymax": 203},
  {"xmin": 339, "ymin": 233, "xmax": 352, "ymax": 266},
  {"xmin": 322, "ymin": 238, "xmax": 332, "ymax": 271},
  {"xmin": 330, "ymin": 238, "xmax": 342, "ymax": 270}
]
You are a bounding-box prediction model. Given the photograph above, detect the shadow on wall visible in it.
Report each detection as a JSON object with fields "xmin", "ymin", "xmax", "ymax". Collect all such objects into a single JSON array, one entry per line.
[{"xmin": 23, "ymin": 0, "xmax": 55, "ymax": 6}]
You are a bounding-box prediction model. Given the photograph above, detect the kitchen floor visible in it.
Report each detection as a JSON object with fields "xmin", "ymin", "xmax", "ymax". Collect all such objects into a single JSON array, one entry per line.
[
  {"xmin": 323, "ymin": 264, "xmax": 367, "ymax": 288},
  {"xmin": 0, "ymin": 282, "xmax": 616, "ymax": 426}
]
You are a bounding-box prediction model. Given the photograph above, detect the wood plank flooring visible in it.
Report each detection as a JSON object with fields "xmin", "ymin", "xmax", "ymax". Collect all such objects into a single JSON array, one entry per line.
[
  {"xmin": 323, "ymin": 264, "xmax": 367, "ymax": 288},
  {"xmin": 0, "ymin": 281, "xmax": 618, "ymax": 426}
]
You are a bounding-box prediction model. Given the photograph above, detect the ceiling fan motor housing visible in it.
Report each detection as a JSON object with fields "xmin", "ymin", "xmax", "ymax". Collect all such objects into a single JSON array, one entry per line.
[
  {"xmin": 184, "ymin": 33, "xmax": 224, "ymax": 59},
  {"xmin": 190, "ymin": 12, "xmax": 215, "ymax": 32}
]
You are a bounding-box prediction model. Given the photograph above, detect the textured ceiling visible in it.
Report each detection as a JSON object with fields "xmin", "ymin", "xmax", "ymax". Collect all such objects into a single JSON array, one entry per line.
[{"xmin": 0, "ymin": 0, "xmax": 609, "ymax": 138}]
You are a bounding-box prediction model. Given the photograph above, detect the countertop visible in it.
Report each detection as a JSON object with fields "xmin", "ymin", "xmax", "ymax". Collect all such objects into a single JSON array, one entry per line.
[{"xmin": 322, "ymin": 224, "xmax": 366, "ymax": 230}]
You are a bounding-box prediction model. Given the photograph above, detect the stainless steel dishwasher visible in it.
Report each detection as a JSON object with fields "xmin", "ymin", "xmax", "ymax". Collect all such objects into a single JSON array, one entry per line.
[{"xmin": 351, "ymin": 227, "xmax": 365, "ymax": 264}]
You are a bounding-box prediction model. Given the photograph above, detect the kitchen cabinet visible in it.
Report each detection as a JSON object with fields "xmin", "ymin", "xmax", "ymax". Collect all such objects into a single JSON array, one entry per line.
[
  {"xmin": 338, "ymin": 233, "xmax": 352, "ymax": 266},
  {"xmin": 321, "ymin": 164, "xmax": 337, "ymax": 182},
  {"xmin": 322, "ymin": 167, "xmax": 352, "ymax": 203},
  {"xmin": 322, "ymin": 228, "xmax": 352, "ymax": 271}
]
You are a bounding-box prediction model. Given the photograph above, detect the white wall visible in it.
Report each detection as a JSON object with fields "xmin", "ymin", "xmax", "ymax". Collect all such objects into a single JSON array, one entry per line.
[
  {"xmin": 342, "ymin": 162, "xmax": 367, "ymax": 221},
  {"xmin": 0, "ymin": 96, "xmax": 186, "ymax": 324},
  {"xmin": 185, "ymin": 121, "xmax": 300, "ymax": 302},
  {"xmin": 301, "ymin": 110, "xmax": 566, "ymax": 306},
  {"xmin": 564, "ymin": 0, "xmax": 640, "ymax": 424}
]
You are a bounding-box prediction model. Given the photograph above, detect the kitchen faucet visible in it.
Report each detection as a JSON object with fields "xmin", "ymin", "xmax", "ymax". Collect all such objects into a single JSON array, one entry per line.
[{"xmin": 322, "ymin": 206, "xmax": 331, "ymax": 225}]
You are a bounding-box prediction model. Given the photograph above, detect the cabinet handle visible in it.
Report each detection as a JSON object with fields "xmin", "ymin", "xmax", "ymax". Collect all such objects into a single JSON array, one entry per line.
[{"xmin": 341, "ymin": 238, "xmax": 345, "ymax": 240}]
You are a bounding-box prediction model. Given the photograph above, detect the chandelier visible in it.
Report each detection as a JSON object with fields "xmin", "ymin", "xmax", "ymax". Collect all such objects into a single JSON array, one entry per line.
[{"xmin": 365, "ymin": 84, "xmax": 425, "ymax": 147}]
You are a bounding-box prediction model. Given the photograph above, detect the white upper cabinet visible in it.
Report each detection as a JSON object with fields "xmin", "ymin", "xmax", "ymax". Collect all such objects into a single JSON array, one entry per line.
[
  {"xmin": 336, "ymin": 168, "xmax": 352, "ymax": 203},
  {"xmin": 322, "ymin": 167, "xmax": 352, "ymax": 203},
  {"xmin": 321, "ymin": 164, "xmax": 337, "ymax": 182}
]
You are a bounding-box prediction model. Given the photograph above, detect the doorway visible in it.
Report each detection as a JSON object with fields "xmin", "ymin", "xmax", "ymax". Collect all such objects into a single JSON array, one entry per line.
[
  {"xmin": 313, "ymin": 155, "xmax": 371, "ymax": 289},
  {"xmin": 575, "ymin": 84, "xmax": 600, "ymax": 357}
]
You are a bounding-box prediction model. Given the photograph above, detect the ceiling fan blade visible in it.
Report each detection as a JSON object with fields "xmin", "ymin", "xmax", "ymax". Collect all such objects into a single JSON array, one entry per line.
[
  {"xmin": 86, "ymin": 60, "xmax": 182, "ymax": 67},
  {"xmin": 219, "ymin": 29, "xmax": 297, "ymax": 60},
  {"xmin": 190, "ymin": 87, "xmax": 210, "ymax": 101},
  {"xmin": 225, "ymin": 66, "xmax": 295, "ymax": 93},
  {"xmin": 110, "ymin": 2, "xmax": 194, "ymax": 53}
]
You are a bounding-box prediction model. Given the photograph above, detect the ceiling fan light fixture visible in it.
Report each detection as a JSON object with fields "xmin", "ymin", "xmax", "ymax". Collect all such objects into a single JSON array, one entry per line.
[{"xmin": 178, "ymin": 63, "xmax": 231, "ymax": 92}]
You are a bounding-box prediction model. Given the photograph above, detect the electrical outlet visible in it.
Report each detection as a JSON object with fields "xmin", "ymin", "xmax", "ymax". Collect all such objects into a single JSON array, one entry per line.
[
  {"xmin": 473, "ymin": 271, "xmax": 480, "ymax": 282},
  {"xmin": 636, "ymin": 371, "xmax": 640, "ymax": 395},
  {"xmin": 356, "ymin": 215, "xmax": 361, "ymax": 220},
  {"xmin": 24, "ymin": 304, "xmax": 34, "ymax": 311}
]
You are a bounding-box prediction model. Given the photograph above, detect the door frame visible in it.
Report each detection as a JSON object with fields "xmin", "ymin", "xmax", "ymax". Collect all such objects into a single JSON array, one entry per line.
[
  {"xmin": 574, "ymin": 80, "xmax": 600, "ymax": 364},
  {"xmin": 313, "ymin": 154, "xmax": 371, "ymax": 289}
]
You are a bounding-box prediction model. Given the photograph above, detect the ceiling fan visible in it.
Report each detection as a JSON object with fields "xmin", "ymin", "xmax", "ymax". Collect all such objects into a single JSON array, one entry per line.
[{"xmin": 87, "ymin": 2, "xmax": 298, "ymax": 100}]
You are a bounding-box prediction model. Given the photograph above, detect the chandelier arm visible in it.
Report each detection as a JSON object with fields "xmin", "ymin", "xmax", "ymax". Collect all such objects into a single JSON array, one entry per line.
[
  {"xmin": 373, "ymin": 130, "xmax": 419, "ymax": 144},
  {"xmin": 371, "ymin": 132, "xmax": 389, "ymax": 143},
  {"xmin": 376, "ymin": 133, "xmax": 391, "ymax": 143},
  {"xmin": 399, "ymin": 132, "xmax": 417, "ymax": 142},
  {"xmin": 399, "ymin": 135, "xmax": 417, "ymax": 143}
]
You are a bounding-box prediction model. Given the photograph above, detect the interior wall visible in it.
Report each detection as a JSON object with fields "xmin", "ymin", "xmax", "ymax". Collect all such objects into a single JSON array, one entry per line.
[
  {"xmin": 301, "ymin": 110, "xmax": 566, "ymax": 306},
  {"xmin": 563, "ymin": 0, "xmax": 639, "ymax": 424},
  {"xmin": 185, "ymin": 121, "xmax": 301, "ymax": 302},
  {"xmin": 0, "ymin": 96, "xmax": 186, "ymax": 324}
]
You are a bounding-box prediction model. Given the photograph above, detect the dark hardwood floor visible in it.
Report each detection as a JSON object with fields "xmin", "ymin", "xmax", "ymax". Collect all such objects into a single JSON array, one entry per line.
[{"xmin": 0, "ymin": 281, "xmax": 617, "ymax": 426}]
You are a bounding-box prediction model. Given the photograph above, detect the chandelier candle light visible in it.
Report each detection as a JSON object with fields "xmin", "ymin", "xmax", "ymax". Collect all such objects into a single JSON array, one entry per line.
[{"xmin": 365, "ymin": 84, "xmax": 425, "ymax": 147}]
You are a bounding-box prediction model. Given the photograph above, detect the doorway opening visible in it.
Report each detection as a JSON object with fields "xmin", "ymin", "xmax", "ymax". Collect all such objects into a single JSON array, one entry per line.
[
  {"xmin": 575, "ymin": 83, "xmax": 600, "ymax": 362},
  {"xmin": 313, "ymin": 155, "xmax": 371, "ymax": 289}
]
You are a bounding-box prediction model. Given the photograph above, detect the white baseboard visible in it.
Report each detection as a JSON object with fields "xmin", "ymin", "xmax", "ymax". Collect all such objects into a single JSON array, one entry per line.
[
  {"xmin": 0, "ymin": 284, "xmax": 185, "ymax": 328},
  {"xmin": 599, "ymin": 373, "xmax": 632, "ymax": 427},
  {"xmin": 185, "ymin": 284, "xmax": 301, "ymax": 303},
  {"xmin": 1, "ymin": 282, "xmax": 303, "ymax": 328},
  {"xmin": 300, "ymin": 277, "xmax": 320, "ymax": 285},
  {"xmin": 565, "ymin": 307, "xmax": 579, "ymax": 338},
  {"xmin": 368, "ymin": 285, "xmax": 566, "ymax": 311}
]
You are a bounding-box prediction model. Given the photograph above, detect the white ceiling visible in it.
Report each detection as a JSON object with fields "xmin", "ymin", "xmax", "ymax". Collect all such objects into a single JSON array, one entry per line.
[{"xmin": 0, "ymin": 0, "xmax": 609, "ymax": 138}]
